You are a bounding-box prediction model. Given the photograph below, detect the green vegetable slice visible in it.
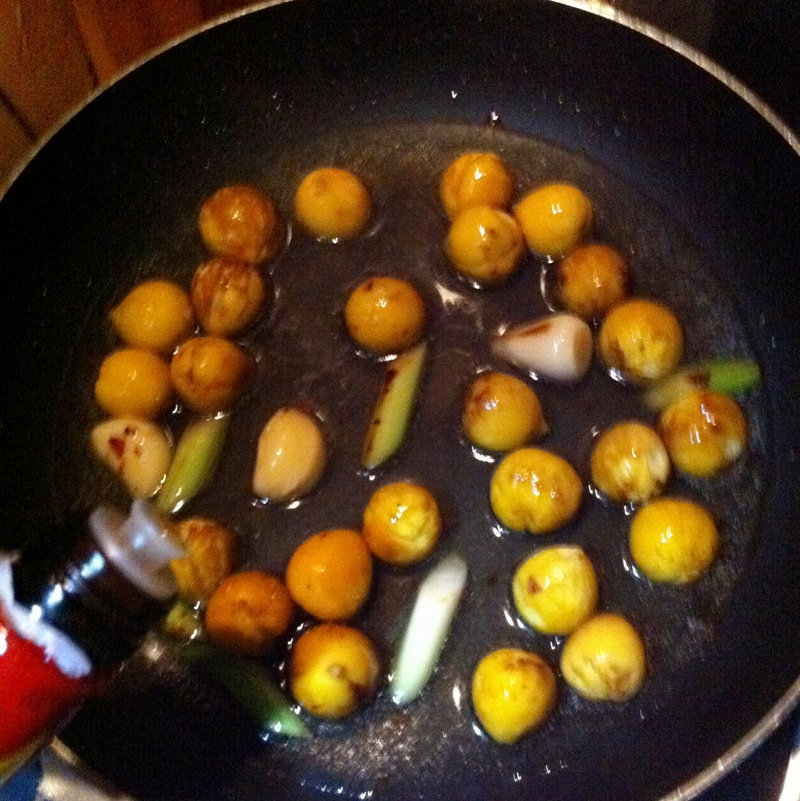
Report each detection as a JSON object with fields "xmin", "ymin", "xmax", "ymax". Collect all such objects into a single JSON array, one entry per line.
[
  {"xmin": 389, "ymin": 552, "xmax": 468, "ymax": 707},
  {"xmin": 156, "ymin": 414, "xmax": 230, "ymax": 514},
  {"xmin": 163, "ymin": 600, "xmax": 205, "ymax": 642},
  {"xmin": 361, "ymin": 341, "xmax": 427, "ymax": 470},
  {"xmin": 176, "ymin": 641, "xmax": 311, "ymax": 738},
  {"xmin": 644, "ymin": 358, "xmax": 761, "ymax": 412}
]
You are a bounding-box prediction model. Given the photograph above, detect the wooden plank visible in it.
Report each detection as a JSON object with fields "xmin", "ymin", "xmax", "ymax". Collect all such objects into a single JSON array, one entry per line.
[
  {"xmin": 0, "ymin": 0, "xmax": 96, "ymax": 136},
  {"xmin": 68, "ymin": 0, "xmax": 206, "ymax": 83},
  {"xmin": 0, "ymin": 97, "xmax": 34, "ymax": 187}
]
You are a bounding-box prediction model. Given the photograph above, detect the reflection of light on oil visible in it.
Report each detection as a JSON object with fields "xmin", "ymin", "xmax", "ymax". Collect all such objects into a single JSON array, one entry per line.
[
  {"xmin": 452, "ymin": 683, "xmax": 463, "ymax": 711},
  {"xmin": 470, "ymin": 445, "xmax": 496, "ymax": 464},
  {"xmin": 542, "ymin": 759, "xmax": 569, "ymax": 777},
  {"xmin": 434, "ymin": 281, "xmax": 469, "ymax": 310},
  {"xmin": 622, "ymin": 556, "xmax": 642, "ymax": 579},
  {"xmin": 502, "ymin": 605, "xmax": 528, "ymax": 631}
]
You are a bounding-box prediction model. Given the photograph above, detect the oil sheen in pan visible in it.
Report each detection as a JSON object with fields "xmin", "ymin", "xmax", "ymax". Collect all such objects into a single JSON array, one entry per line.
[{"xmin": 64, "ymin": 121, "xmax": 768, "ymax": 799}]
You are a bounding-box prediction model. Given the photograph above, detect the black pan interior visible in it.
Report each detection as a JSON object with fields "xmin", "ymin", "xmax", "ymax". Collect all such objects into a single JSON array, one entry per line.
[{"xmin": 1, "ymin": 1, "xmax": 799, "ymax": 800}]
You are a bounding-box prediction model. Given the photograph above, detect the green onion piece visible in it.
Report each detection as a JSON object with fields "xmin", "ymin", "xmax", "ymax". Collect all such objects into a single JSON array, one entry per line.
[
  {"xmin": 361, "ymin": 341, "xmax": 427, "ymax": 470},
  {"xmin": 162, "ymin": 600, "xmax": 205, "ymax": 642},
  {"xmin": 176, "ymin": 641, "xmax": 311, "ymax": 738},
  {"xmin": 156, "ymin": 415, "xmax": 230, "ymax": 514},
  {"xmin": 644, "ymin": 358, "xmax": 761, "ymax": 412},
  {"xmin": 389, "ymin": 552, "xmax": 468, "ymax": 707}
]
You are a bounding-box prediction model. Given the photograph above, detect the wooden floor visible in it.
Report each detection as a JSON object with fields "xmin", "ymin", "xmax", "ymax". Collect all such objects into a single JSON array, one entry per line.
[{"xmin": 0, "ymin": 0, "xmax": 257, "ymax": 187}]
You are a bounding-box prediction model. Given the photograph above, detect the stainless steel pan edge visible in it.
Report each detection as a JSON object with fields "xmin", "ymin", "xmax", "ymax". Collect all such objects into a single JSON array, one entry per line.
[{"xmin": 2, "ymin": 0, "xmax": 798, "ymax": 203}]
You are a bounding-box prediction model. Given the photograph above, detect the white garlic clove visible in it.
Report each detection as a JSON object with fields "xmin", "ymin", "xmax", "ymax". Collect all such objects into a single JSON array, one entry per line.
[
  {"xmin": 252, "ymin": 408, "xmax": 327, "ymax": 502},
  {"xmin": 492, "ymin": 313, "xmax": 594, "ymax": 383}
]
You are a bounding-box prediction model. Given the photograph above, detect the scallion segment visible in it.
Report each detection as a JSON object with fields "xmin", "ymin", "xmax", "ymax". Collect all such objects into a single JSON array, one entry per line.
[
  {"xmin": 163, "ymin": 600, "xmax": 204, "ymax": 642},
  {"xmin": 156, "ymin": 414, "xmax": 229, "ymax": 514},
  {"xmin": 361, "ymin": 342, "xmax": 427, "ymax": 470},
  {"xmin": 644, "ymin": 359, "xmax": 761, "ymax": 412},
  {"xmin": 389, "ymin": 553, "xmax": 468, "ymax": 707},
  {"xmin": 176, "ymin": 641, "xmax": 310, "ymax": 738}
]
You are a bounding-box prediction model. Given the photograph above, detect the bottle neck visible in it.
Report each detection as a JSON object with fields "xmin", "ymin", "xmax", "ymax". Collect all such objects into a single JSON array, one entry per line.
[
  {"xmin": 11, "ymin": 533, "xmax": 167, "ymax": 668},
  {"xmin": 10, "ymin": 501, "xmax": 181, "ymax": 670}
]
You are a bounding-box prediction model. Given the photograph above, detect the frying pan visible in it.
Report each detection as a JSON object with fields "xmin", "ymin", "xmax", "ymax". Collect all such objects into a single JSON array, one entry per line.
[{"xmin": 1, "ymin": 0, "xmax": 799, "ymax": 799}]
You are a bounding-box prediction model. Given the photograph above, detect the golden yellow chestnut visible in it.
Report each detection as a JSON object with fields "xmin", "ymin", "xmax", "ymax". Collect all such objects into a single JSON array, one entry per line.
[
  {"xmin": 205, "ymin": 571, "xmax": 294, "ymax": 657},
  {"xmin": 170, "ymin": 336, "xmax": 251, "ymax": 413},
  {"xmin": 110, "ymin": 280, "xmax": 194, "ymax": 354},
  {"xmin": 191, "ymin": 258, "xmax": 268, "ymax": 337},
  {"xmin": 462, "ymin": 371, "xmax": 546, "ymax": 452},
  {"xmin": 557, "ymin": 243, "xmax": 628, "ymax": 319},
  {"xmin": 512, "ymin": 545, "xmax": 598, "ymax": 635},
  {"xmin": 598, "ymin": 298, "xmax": 683, "ymax": 383},
  {"xmin": 169, "ymin": 517, "xmax": 236, "ymax": 602},
  {"xmin": 629, "ymin": 497, "xmax": 719, "ymax": 583},
  {"xmin": 513, "ymin": 183, "xmax": 593, "ymax": 257},
  {"xmin": 362, "ymin": 481, "xmax": 441, "ymax": 565},
  {"xmin": 472, "ymin": 648, "xmax": 557, "ymax": 743},
  {"xmin": 290, "ymin": 623, "xmax": 380, "ymax": 719},
  {"xmin": 590, "ymin": 420, "xmax": 670, "ymax": 504},
  {"xmin": 444, "ymin": 205, "xmax": 524, "ymax": 285},
  {"xmin": 294, "ymin": 167, "xmax": 371, "ymax": 240},
  {"xmin": 490, "ymin": 447, "xmax": 582, "ymax": 534},
  {"xmin": 286, "ymin": 529, "xmax": 372, "ymax": 621},
  {"xmin": 344, "ymin": 276, "xmax": 425, "ymax": 354},
  {"xmin": 560, "ymin": 613, "xmax": 646, "ymax": 701},
  {"xmin": 440, "ymin": 152, "xmax": 514, "ymax": 219},
  {"xmin": 199, "ymin": 184, "xmax": 283, "ymax": 264},
  {"xmin": 94, "ymin": 348, "xmax": 173, "ymax": 419},
  {"xmin": 659, "ymin": 390, "xmax": 747, "ymax": 477}
]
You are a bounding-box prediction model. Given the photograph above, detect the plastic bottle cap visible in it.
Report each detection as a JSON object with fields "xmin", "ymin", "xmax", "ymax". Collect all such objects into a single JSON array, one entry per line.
[{"xmin": 89, "ymin": 500, "xmax": 183, "ymax": 601}]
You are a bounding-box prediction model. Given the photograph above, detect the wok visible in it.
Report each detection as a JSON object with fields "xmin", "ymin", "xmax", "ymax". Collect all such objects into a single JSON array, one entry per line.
[{"xmin": 1, "ymin": 0, "xmax": 799, "ymax": 799}]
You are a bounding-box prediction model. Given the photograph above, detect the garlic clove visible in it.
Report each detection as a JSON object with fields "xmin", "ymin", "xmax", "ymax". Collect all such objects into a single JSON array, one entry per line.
[
  {"xmin": 90, "ymin": 418, "xmax": 172, "ymax": 498},
  {"xmin": 252, "ymin": 408, "xmax": 327, "ymax": 502},
  {"xmin": 491, "ymin": 313, "xmax": 594, "ymax": 383}
]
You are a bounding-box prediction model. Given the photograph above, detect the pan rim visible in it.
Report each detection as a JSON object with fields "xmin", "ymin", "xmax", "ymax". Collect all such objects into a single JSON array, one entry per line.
[
  {"xmin": 659, "ymin": 678, "xmax": 800, "ymax": 800},
  {"xmin": 1, "ymin": 0, "xmax": 799, "ymax": 202}
]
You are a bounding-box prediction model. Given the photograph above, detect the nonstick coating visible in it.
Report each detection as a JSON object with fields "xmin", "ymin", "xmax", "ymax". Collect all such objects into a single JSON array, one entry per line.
[{"xmin": 1, "ymin": 1, "xmax": 798, "ymax": 799}]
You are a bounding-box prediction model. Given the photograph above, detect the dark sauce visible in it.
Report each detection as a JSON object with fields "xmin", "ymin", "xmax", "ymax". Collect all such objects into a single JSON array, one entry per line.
[{"xmin": 65, "ymin": 122, "xmax": 767, "ymax": 799}]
